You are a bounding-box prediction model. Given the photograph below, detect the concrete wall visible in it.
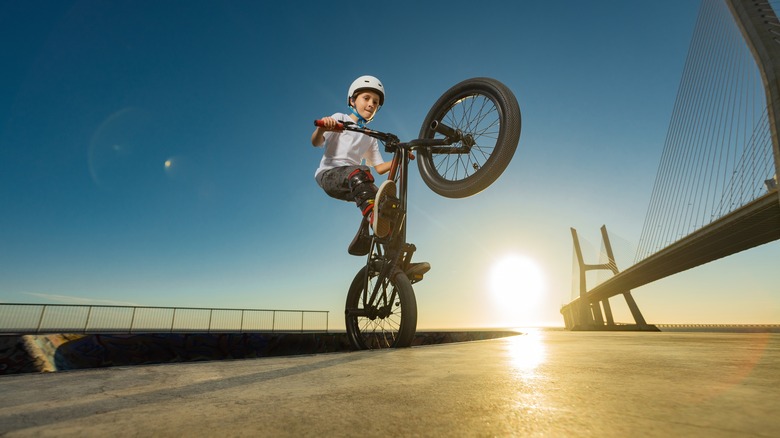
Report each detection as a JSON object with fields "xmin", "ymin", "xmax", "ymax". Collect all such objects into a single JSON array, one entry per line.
[{"xmin": 0, "ymin": 330, "xmax": 518, "ymax": 374}]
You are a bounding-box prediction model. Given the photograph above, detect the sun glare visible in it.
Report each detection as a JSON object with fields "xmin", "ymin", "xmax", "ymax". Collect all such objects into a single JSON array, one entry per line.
[{"xmin": 489, "ymin": 254, "xmax": 545, "ymax": 324}]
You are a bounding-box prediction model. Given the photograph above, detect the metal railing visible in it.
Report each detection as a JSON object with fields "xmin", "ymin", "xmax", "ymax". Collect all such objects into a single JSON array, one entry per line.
[{"xmin": 0, "ymin": 303, "xmax": 329, "ymax": 335}]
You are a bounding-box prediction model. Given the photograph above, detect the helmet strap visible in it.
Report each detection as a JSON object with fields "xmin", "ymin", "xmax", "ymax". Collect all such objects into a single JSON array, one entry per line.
[{"xmin": 349, "ymin": 106, "xmax": 370, "ymax": 128}]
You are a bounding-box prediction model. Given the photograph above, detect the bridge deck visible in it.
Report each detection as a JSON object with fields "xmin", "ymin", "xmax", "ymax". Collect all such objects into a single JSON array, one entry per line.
[{"xmin": 587, "ymin": 191, "xmax": 780, "ymax": 302}]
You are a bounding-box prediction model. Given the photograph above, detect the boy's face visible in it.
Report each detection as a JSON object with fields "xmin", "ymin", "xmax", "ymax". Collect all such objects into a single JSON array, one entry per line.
[{"xmin": 351, "ymin": 91, "xmax": 381, "ymax": 120}]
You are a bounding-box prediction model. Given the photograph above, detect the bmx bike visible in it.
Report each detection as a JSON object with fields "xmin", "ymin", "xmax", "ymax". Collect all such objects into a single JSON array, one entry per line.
[{"xmin": 315, "ymin": 77, "xmax": 521, "ymax": 349}]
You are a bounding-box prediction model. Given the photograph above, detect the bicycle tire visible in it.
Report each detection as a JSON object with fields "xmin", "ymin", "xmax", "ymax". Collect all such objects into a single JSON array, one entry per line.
[
  {"xmin": 418, "ymin": 77, "xmax": 521, "ymax": 198},
  {"xmin": 344, "ymin": 264, "xmax": 417, "ymax": 350}
]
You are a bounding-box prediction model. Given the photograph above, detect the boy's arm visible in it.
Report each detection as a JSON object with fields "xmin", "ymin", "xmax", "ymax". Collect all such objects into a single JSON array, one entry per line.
[
  {"xmin": 373, "ymin": 153, "xmax": 413, "ymax": 175},
  {"xmin": 311, "ymin": 117, "xmax": 340, "ymax": 146},
  {"xmin": 311, "ymin": 127, "xmax": 326, "ymax": 146},
  {"xmin": 374, "ymin": 161, "xmax": 391, "ymax": 175}
]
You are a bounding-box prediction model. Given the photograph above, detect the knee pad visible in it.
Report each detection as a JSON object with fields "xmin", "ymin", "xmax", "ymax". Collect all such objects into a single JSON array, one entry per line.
[
  {"xmin": 348, "ymin": 169, "xmax": 377, "ymax": 211},
  {"xmin": 348, "ymin": 168, "xmax": 374, "ymax": 185}
]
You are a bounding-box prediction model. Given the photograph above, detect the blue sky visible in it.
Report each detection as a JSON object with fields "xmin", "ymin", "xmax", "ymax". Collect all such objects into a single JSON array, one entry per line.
[{"xmin": 1, "ymin": 0, "xmax": 777, "ymax": 329}]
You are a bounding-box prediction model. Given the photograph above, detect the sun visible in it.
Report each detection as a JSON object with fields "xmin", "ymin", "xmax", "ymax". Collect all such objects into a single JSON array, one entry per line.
[{"xmin": 489, "ymin": 254, "xmax": 545, "ymax": 320}]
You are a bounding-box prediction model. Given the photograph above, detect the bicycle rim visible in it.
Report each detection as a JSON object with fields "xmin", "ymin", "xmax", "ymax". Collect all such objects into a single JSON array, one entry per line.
[
  {"xmin": 418, "ymin": 77, "xmax": 521, "ymax": 198},
  {"xmin": 344, "ymin": 265, "xmax": 417, "ymax": 349}
]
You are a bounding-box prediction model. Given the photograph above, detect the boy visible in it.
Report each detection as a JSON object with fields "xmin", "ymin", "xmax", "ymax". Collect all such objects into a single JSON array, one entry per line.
[{"xmin": 311, "ymin": 75, "xmax": 397, "ymax": 256}]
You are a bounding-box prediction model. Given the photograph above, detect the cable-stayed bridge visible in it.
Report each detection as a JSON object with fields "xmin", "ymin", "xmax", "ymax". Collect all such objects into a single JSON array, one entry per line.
[{"xmin": 561, "ymin": 0, "xmax": 780, "ymax": 330}]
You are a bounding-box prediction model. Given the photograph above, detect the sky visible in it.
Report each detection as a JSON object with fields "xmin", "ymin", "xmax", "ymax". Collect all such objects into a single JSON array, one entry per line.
[{"xmin": 1, "ymin": 0, "xmax": 778, "ymax": 330}]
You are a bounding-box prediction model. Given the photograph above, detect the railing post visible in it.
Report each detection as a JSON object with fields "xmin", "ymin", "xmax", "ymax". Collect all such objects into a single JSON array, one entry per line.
[
  {"xmin": 84, "ymin": 305, "xmax": 93, "ymax": 333},
  {"xmin": 272, "ymin": 310, "xmax": 276, "ymax": 333},
  {"xmin": 171, "ymin": 308, "xmax": 177, "ymax": 333},
  {"xmin": 129, "ymin": 307, "xmax": 137, "ymax": 334},
  {"xmin": 36, "ymin": 305, "xmax": 47, "ymax": 334}
]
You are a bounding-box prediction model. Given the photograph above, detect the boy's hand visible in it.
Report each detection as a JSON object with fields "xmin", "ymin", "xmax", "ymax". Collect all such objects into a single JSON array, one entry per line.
[
  {"xmin": 312, "ymin": 117, "xmax": 344, "ymax": 146},
  {"xmin": 316, "ymin": 117, "xmax": 343, "ymax": 131}
]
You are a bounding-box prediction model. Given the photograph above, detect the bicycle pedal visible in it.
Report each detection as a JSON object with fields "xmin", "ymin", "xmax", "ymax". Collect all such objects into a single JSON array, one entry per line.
[{"xmin": 405, "ymin": 262, "xmax": 430, "ymax": 282}]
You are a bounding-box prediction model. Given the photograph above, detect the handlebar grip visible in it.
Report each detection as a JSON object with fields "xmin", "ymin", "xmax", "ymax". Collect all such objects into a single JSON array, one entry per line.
[{"xmin": 314, "ymin": 119, "xmax": 344, "ymax": 129}]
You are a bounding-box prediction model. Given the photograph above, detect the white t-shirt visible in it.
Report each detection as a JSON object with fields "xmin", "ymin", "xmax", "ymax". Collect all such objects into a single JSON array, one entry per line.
[{"xmin": 314, "ymin": 113, "xmax": 385, "ymax": 180}]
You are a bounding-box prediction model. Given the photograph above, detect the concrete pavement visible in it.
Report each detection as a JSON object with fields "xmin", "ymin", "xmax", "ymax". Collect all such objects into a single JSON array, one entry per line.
[{"xmin": 1, "ymin": 330, "xmax": 778, "ymax": 437}]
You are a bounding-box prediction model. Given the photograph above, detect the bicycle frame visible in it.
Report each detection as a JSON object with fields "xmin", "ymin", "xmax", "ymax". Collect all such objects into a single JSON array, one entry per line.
[{"xmin": 341, "ymin": 122, "xmax": 465, "ymax": 317}]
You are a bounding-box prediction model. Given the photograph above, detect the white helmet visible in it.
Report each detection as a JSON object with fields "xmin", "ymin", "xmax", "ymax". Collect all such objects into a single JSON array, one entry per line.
[{"xmin": 348, "ymin": 75, "xmax": 385, "ymax": 107}]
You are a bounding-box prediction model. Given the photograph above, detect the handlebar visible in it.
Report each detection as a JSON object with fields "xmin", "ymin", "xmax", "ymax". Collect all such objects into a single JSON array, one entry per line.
[
  {"xmin": 313, "ymin": 118, "xmax": 467, "ymax": 154},
  {"xmin": 313, "ymin": 119, "xmax": 401, "ymax": 146}
]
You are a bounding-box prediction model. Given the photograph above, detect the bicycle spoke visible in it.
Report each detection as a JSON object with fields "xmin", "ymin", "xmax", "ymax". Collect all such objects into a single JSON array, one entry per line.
[
  {"xmin": 432, "ymin": 93, "xmax": 502, "ymax": 182},
  {"xmin": 345, "ymin": 264, "xmax": 415, "ymax": 350}
]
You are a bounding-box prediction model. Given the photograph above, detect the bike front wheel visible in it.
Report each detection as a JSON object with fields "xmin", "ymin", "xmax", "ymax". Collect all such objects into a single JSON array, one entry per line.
[
  {"xmin": 344, "ymin": 264, "xmax": 417, "ymax": 349},
  {"xmin": 418, "ymin": 77, "xmax": 521, "ymax": 198}
]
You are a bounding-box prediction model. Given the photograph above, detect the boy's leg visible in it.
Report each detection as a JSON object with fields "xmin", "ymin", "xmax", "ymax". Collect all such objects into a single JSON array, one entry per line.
[
  {"xmin": 347, "ymin": 167, "xmax": 378, "ymax": 216},
  {"xmin": 321, "ymin": 166, "xmax": 386, "ymax": 221},
  {"xmin": 318, "ymin": 166, "xmax": 369, "ymax": 202},
  {"xmin": 345, "ymin": 168, "xmax": 378, "ymax": 255},
  {"xmin": 347, "ymin": 215, "xmax": 371, "ymax": 256},
  {"xmin": 318, "ymin": 166, "xmax": 374, "ymax": 255},
  {"xmin": 318, "ymin": 166, "xmax": 397, "ymax": 252}
]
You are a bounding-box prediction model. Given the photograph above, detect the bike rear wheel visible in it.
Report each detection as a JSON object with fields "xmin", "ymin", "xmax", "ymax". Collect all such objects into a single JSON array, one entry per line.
[
  {"xmin": 344, "ymin": 263, "xmax": 417, "ymax": 349},
  {"xmin": 418, "ymin": 77, "xmax": 521, "ymax": 198}
]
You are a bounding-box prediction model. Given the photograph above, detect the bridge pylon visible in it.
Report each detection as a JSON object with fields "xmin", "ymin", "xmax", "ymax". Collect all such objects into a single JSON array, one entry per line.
[
  {"xmin": 560, "ymin": 225, "xmax": 659, "ymax": 331},
  {"xmin": 724, "ymin": 0, "xmax": 780, "ymax": 208}
]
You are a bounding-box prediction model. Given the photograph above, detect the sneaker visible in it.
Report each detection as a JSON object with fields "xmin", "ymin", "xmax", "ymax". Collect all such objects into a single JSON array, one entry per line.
[
  {"xmin": 348, "ymin": 217, "xmax": 371, "ymax": 256},
  {"xmin": 372, "ymin": 180, "xmax": 397, "ymax": 238}
]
